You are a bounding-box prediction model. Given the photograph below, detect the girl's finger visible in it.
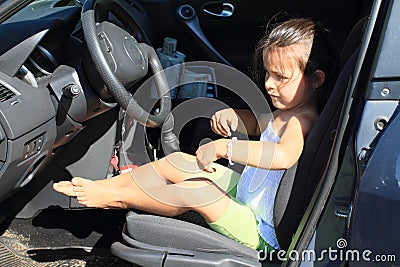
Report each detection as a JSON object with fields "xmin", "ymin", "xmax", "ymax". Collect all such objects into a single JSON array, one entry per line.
[
  {"xmin": 210, "ymin": 115, "xmax": 222, "ymax": 134},
  {"xmin": 210, "ymin": 117, "xmax": 220, "ymax": 134},
  {"xmin": 221, "ymin": 121, "xmax": 231, "ymax": 137},
  {"xmin": 216, "ymin": 118, "xmax": 229, "ymax": 137}
]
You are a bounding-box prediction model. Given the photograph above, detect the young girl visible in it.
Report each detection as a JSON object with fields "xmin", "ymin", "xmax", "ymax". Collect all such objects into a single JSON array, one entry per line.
[{"xmin": 53, "ymin": 17, "xmax": 339, "ymax": 252}]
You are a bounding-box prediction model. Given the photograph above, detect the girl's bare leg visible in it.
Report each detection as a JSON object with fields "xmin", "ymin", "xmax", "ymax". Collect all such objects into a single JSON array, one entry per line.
[
  {"xmin": 54, "ymin": 151, "xmax": 228, "ymax": 194},
  {"xmin": 70, "ymin": 177, "xmax": 231, "ymax": 223}
]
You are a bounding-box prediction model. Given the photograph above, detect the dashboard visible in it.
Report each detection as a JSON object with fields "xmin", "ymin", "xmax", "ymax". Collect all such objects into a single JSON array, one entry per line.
[{"xmin": 0, "ymin": 1, "xmax": 117, "ymax": 202}]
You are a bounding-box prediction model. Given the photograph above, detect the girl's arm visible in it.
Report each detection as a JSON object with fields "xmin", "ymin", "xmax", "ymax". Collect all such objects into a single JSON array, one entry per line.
[
  {"xmin": 197, "ymin": 114, "xmax": 314, "ymax": 170},
  {"xmin": 230, "ymin": 114, "xmax": 314, "ymax": 169}
]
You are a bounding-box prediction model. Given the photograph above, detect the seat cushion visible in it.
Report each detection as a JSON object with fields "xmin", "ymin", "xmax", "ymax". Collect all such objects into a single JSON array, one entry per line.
[{"xmin": 124, "ymin": 211, "xmax": 261, "ymax": 260}]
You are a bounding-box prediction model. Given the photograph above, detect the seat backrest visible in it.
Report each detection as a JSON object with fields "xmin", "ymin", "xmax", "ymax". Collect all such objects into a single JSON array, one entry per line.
[
  {"xmin": 273, "ymin": 49, "xmax": 359, "ymax": 249},
  {"xmin": 272, "ymin": 16, "xmax": 368, "ymax": 248},
  {"xmin": 339, "ymin": 16, "xmax": 369, "ymax": 67}
]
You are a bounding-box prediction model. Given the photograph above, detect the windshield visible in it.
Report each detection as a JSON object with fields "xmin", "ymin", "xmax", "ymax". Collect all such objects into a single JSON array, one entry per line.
[{"xmin": 4, "ymin": 0, "xmax": 80, "ymax": 23}]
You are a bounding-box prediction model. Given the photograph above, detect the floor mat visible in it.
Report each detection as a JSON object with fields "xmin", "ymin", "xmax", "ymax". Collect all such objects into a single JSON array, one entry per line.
[
  {"xmin": 0, "ymin": 233, "xmax": 131, "ymax": 267},
  {"xmin": 0, "ymin": 208, "xmax": 133, "ymax": 266}
]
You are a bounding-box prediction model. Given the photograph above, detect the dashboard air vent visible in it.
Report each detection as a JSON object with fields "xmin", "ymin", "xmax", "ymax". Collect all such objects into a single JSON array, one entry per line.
[{"xmin": 0, "ymin": 83, "xmax": 16, "ymax": 102}]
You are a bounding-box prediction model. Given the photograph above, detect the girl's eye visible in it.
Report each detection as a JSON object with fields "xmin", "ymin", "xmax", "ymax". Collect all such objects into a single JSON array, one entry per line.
[
  {"xmin": 265, "ymin": 70, "xmax": 289, "ymax": 82},
  {"xmin": 276, "ymin": 74, "xmax": 289, "ymax": 81}
]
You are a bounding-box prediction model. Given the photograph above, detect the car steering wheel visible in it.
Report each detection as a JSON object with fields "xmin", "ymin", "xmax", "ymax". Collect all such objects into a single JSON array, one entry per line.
[{"xmin": 81, "ymin": 0, "xmax": 179, "ymax": 153}]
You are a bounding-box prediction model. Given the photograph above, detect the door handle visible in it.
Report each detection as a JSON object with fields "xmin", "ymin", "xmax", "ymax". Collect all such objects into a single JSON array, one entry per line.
[
  {"xmin": 177, "ymin": 5, "xmax": 232, "ymax": 66},
  {"xmin": 203, "ymin": 3, "xmax": 234, "ymax": 18}
]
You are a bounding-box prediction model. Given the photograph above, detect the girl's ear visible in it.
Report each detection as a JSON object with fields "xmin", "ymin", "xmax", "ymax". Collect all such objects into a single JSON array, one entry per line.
[{"xmin": 311, "ymin": 70, "xmax": 326, "ymax": 89}]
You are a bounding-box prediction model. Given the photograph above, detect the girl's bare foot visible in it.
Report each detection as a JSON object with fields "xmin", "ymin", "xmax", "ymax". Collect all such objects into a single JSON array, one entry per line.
[
  {"xmin": 53, "ymin": 175, "xmax": 130, "ymax": 196},
  {"xmin": 70, "ymin": 177, "xmax": 126, "ymax": 209},
  {"xmin": 53, "ymin": 178, "xmax": 124, "ymax": 208}
]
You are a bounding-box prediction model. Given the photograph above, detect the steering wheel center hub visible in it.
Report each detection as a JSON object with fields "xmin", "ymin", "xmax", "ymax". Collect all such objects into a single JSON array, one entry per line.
[{"xmin": 94, "ymin": 21, "xmax": 148, "ymax": 89}]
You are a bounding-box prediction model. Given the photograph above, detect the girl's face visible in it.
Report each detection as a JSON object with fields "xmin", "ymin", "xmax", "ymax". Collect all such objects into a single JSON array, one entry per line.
[{"xmin": 263, "ymin": 46, "xmax": 314, "ymax": 111}]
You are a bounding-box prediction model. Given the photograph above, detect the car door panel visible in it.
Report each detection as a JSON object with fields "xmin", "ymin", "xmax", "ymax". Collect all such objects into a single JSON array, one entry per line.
[{"xmin": 137, "ymin": 0, "xmax": 373, "ymax": 74}]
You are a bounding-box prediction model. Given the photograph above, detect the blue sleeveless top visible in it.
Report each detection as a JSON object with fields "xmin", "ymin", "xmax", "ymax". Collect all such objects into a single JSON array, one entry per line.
[{"xmin": 236, "ymin": 120, "xmax": 284, "ymax": 250}]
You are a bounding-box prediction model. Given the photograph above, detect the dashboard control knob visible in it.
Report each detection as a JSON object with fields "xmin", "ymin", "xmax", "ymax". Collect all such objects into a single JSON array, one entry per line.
[{"xmin": 63, "ymin": 84, "xmax": 81, "ymax": 98}]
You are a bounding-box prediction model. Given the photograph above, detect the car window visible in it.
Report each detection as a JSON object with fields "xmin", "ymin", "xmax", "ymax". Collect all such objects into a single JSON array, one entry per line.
[{"xmin": 4, "ymin": 0, "xmax": 77, "ymax": 23}]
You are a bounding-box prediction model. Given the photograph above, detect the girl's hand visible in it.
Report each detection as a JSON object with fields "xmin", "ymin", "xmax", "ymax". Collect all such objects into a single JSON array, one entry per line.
[
  {"xmin": 195, "ymin": 140, "xmax": 225, "ymax": 173},
  {"xmin": 210, "ymin": 108, "xmax": 238, "ymax": 137}
]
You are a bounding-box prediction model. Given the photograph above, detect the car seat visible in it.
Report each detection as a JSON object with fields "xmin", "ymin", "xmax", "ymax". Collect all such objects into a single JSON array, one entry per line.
[{"xmin": 109, "ymin": 18, "xmax": 368, "ymax": 267}]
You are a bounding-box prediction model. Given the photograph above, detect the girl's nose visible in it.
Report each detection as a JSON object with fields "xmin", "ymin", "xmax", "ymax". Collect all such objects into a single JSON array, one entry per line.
[{"xmin": 265, "ymin": 76, "xmax": 275, "ymax": 93}]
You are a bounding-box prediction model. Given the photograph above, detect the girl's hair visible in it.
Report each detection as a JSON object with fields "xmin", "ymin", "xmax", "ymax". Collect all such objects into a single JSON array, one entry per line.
[{"xmin": 252, "ymin": 16, "xmax": 340, "ymax": 111}]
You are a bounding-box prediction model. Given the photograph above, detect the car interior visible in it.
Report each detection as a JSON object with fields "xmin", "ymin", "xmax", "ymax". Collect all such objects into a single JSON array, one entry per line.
[
  {"xmin": 0, "ymin": 0, "xmax": 377, "ymax": 266},
  {"xmin": 109, "ymin": 17, "xmax": 368, "ymax": 267}
]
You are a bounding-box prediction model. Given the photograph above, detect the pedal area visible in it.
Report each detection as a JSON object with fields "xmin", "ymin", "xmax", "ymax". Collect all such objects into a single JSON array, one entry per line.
[
  {"xmin": 0, "ymin": 232, "xmax": 130, "ymax": 267},
  {"xmin": 0, "ymin": 208, "xmax": 132, "ymax": 266}
]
